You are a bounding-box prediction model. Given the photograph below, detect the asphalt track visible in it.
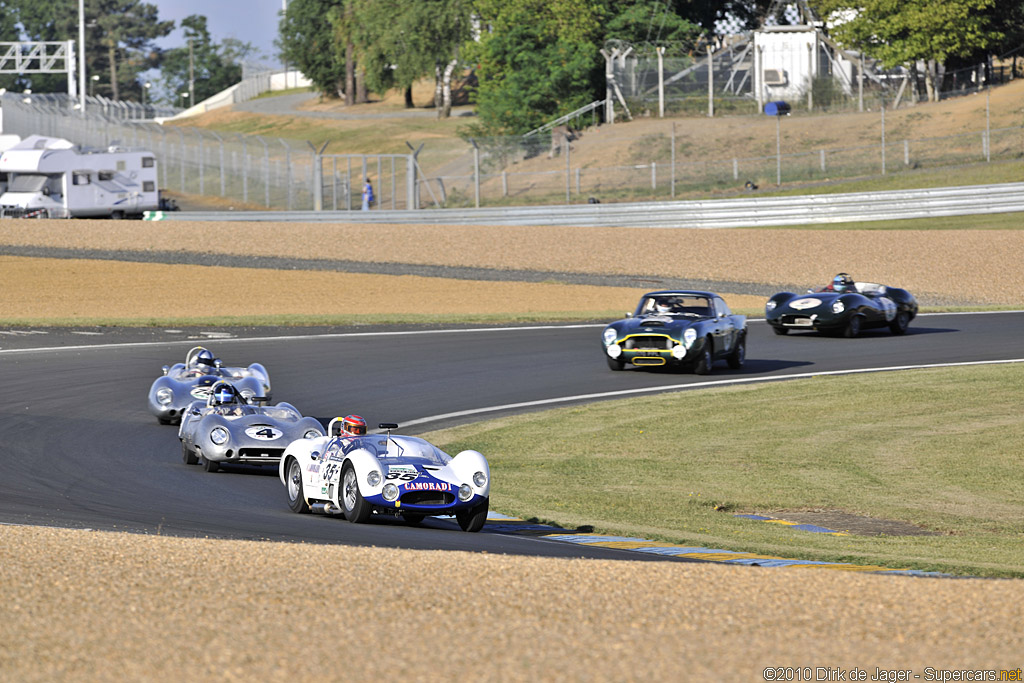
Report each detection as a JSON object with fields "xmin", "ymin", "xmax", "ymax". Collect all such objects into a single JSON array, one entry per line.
[{"xmin": 1, "ymin": 312, "xmax": 1021, "ymax": 562}]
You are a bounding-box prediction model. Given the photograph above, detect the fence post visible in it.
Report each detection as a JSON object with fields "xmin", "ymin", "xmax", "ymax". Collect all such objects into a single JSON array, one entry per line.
[
  {"xmin": 502, "ymin": 170, "xmax": 508, "ymax": 197},
  {"xmin": 881, "ymin": 102, "xmax": 886, "ymax": 175},
  {"xmin": 575, "ymin": 167, "xmax": 581, "ymax": 194},
  {"xmin": 707, "ymin": 45, "xmax": 714, "ymax": 118},
  {"xmin": 904, "ymin": 140, "xmax": 909, "ymax": 166},
  {"xmin": 820, "ymin": 149, "xmax": 825, "ymax": 173},
  {"xmin": 564, "ymin": 135, "xmax": 571, "ymax": 204},
  {"xmin": 471, "ymin": 138, "xmax": 480, "ymax": 208},
  {"xmin": 671, "ymin": 122, "xmax": 676, "ymax": 198},
  {"xmin": 651, "ymin": 161, "xmax": 656, "ymax": 190}
]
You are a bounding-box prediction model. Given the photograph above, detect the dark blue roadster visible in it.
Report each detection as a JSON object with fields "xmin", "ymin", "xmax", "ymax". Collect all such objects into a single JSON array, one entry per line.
[
  {"xmin": 766, "ymin": 281, "xmax": 918, "ymax": 337},
  {"xmin": 601, "ymin": 290, "xmax": 747, "ymax": 373}
]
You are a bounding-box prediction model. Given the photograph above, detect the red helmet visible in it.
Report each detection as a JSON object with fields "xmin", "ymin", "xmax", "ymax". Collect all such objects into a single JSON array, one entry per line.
[{"xmin": 342, "ymin": 414, "xmax": 367, "ymax": 436}]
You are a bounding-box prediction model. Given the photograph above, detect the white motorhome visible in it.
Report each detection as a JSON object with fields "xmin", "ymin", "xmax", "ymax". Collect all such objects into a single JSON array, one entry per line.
[
  {"xmin": 0, "ymin": 134, "xmax": 22, "ymax": 194},
  {"xmin": 0, "ymin": 135, "xmax": 160, "ymax": 218}
]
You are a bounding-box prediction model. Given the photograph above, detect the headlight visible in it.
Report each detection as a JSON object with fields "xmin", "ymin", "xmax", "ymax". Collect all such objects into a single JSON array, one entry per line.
[
  {"xmin": 382, "ymin": 483, "xmax": 399, "ymax": 501},
  {"xmin": 683, "ymin": 328, "xmax": 697, "ymax": 347},
  {"xmin": 303, "ymin": 429, "xmax": 321, "ymax": 439},
  {"xmin": 239, "ymin": 389, "xmax": 255, "ymax": 401},
  {"xmin": 458, "ymin": 484, "xmax": 473, "ymax": 501},
  {"xmin": 367, "ymin": 470, "xmax": 381, "ymax": 487},
  {"xmin": 473, "ymin": 471, "xmax": 487, "ymax": 487},
  {"xmin": 671, "ymin": 344, "xmax": 687, "ymax": 359},
  {"xmin": 210, "ymin": 427, "xmax": 229, "ymax": 445},
  {"xmin": 832, "ymin": 300, "xmax": 845, "ymax": 314},
  {"xmin": 766, "ymin": 300, "xmax": 777, "ymax": 311},
  {"xmin": 602, "ymin": 328, "xmax": 618, "ymax": 345},
  {"xmin": 156, "ymin": 387, "xmax": 173, "ymax": 406}
]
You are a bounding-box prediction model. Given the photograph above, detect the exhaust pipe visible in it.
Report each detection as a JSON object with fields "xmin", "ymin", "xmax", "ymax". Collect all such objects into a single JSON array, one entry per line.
[{"xmin": 311, "ymin": 502, "xmax": 342, "ymax": 515}]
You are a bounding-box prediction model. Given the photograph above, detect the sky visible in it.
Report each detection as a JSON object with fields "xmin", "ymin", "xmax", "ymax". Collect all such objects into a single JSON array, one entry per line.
[{"xmin": 150, "ymin": 0, "xmax": 286, "ymax": 68}]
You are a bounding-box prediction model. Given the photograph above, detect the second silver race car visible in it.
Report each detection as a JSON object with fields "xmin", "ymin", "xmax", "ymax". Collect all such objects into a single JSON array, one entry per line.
[{"xmin": 179, "ymin": 381, "xmax": 323, "ymax": 473}]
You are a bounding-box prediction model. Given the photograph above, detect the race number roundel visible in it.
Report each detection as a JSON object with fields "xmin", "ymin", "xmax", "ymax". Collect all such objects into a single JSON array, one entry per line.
[{"xmin": 245, "ymin": 426, "xmax": 282, "ymax": 440}]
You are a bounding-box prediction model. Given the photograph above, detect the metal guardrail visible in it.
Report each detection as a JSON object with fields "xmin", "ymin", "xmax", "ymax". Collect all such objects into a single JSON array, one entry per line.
[{"xmin": 143, "ymin": 182, "xmax": 1024, "ymax": 228}]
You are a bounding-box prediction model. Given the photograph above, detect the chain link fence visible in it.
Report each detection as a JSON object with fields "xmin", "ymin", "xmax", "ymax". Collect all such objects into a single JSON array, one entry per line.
[{"xmin": 2, "ymin": 67, "xmax": 1022, "ymax": 213}]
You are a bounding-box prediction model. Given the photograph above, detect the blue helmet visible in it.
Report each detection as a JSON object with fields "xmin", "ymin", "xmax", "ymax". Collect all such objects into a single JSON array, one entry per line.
[
  {"xmin": 832, "ymin": 273, "xmax": 854, "ymax": 293},
  {"xmin": 212, "ymin": 384, "xmax": 236, "ymax": 405},
  {"xmin": 193, "ymin": 348, "xmax": 216, "ymax": 368}
]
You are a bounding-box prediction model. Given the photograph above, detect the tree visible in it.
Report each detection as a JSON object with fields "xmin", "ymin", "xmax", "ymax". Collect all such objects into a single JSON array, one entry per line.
[
  {"xmin": 0, "ymin": 0, "xmax": 171, "ymax": 100},
  {"xmin": 347, "ymin": 0, "xmax": 472, "ymax": 115},
  {"xmin": 158, "ymin": 15, "xmax": 258, "ymax": 105},
  {"xmin": 811, "ymin": 0, "xmax": 1003, "ymax": 101},
  {"xmin": 278, "ymin": 0, "xmax": 346, "ymax": 97},
  {"xmin": 604, "ymin": 0, "xmax": 703, "ymax": 53},
  {"xmin": 468, "ymin": 0, "xmax": 606, "ymax": 135}
]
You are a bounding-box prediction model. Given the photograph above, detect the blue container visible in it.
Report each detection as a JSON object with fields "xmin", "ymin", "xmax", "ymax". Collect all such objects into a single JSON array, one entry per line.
[{"xmin": 764, "ymin": 101, "xmax": 791, "ymax": 116}]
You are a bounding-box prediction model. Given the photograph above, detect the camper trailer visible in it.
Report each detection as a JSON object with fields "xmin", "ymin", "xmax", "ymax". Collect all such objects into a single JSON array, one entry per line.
[
  {"xmin": 0, "ymin": 134, "xmax": 22, "ymax": 195},
  {"xmin": 0, "ymin": 135, "xmax": 160, "ymax": 218}
]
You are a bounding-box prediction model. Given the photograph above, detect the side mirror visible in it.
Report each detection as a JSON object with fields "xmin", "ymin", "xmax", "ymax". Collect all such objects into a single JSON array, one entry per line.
[
  {"xmin": 625, "ymin": 312, "xmax": 632, "ymax": 318},
  {"xmin": 310, "ymin": 451, "xmax": 320, "ymax": 461}
]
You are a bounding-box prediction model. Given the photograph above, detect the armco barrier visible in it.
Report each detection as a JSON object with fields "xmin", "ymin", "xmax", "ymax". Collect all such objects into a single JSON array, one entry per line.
[{"xmin": 144, "ymin": 182, "xmax": 1024, "ymax": 228}]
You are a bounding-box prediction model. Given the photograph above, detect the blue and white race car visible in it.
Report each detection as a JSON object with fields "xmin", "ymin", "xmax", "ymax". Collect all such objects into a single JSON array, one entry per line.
[
  {"xmin": 147, "ymin": 346, "xmax": 271, "ymax": 424},
  {"xmin": 279, "ymin": 417, "xmax": 490, "ymax": 532}
]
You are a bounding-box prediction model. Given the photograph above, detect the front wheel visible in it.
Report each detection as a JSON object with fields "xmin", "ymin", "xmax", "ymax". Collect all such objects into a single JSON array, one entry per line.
[
  {"xmin": 843, "ymin": 315, "xmax": 863, "ymax": 338},
  {"xmin": 693, "ymin": 341, "xmax": 713, "ymax": 375},
  {"xmin": 456, "ymin": 501, "xmax": 488, "ymax": 532},
  {"xmin": 889, "ymin": 310, "xmax": 910, "ymax": 335},
  {"xmin": 181, "ymin": 440, "xmax": 198, "ymax": 465},
  {"xmin": 726, "ymin": 334, "xmax": 746, "ymax": 370},
  {"xmin": 201, "ymin": 455, "xmax": 219, "ymax": 473},
  {"xmin": 606, "ymin": 356, "xmax": 625, "ymax": 371},
  {"xmin": 772, "ymin": 326, "xmax": 789, "ymax": 336},
  {"xmin": 341, "ymin": 462, "xmax": 370, "ymax": 523},
  {"xmin": 402, "ymin": 513, "xmax": 425, "ymax": 526},
  {"xmin": 285, "ymin": 457, "xmax": 310, "ymax": 514}
]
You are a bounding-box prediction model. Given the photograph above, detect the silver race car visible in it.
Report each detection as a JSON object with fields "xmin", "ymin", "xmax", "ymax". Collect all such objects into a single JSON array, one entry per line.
[
  {"xmin": 147, "ymin": 346, "xmax": 271, "ymax": 425},
  {"xmin": 179, "ymin": 381, "xmax": 323, "ymax": 473},
  {"xmin": 280, "ymin": 417, "xmax": 491, "ymax": 532}
]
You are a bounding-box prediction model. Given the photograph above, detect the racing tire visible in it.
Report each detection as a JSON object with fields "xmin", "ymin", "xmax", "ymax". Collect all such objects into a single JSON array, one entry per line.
[
  {"xmin": 402, "ymin": 513, "xmax": 425, "ymax": 526},
  {"xmin": 341, "ymin": 462, "xmax": 370, "ymax": 524},
  {"xmin": 693, "ymin": 340, "xmax": 713, "ymax": 375},
  {"xmin": 726, "ymin": 333, "xmax": 746, "ymax": 370},
  {"xmin": 888, "ymin": 310, "xmax": 910, "ymax": 335},
  {"xmin": 285, "ymin": 457, "xmax": 310, "ymax": 514},
  {"xmin": 181, "ymin": 440, "xmax": 198, "ymax": 466},
  {"xmin": 110, "ymin": 210, "xmax": 124, "ymax": 220},
  {"xmin": 606, "ymin": 356, "xmax": 625, "ymax": 371},
  {"xmin": 772, "ymin": 326, "xmax": 789, "ymax": 335},
  {"xmin": 843, "ymin": 315, "xmax": 863, "ymax": 338},
  {"xmin": 201, "ymin": 455, "xmax": 219, "ymax": 473},
  {"xmin": 158, "ymin": 417, "xmax": 174, "ymax": 425},
  {"xmin": 456, "ymin": 501, "xmax": 489, "ymax": 533}
]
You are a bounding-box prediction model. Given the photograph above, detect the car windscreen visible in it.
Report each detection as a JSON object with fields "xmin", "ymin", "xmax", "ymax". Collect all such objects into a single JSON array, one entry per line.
[
  {"xmin": 639, "ymin": 295, "xmax": 712, "ymax": 317},
  {"xmin": 7, "ymin": 173, "xmax": 50, "ymax": 192},
  {"xmin": 343, "ymin": 436, "xmax": 451, "ymax": 465}
]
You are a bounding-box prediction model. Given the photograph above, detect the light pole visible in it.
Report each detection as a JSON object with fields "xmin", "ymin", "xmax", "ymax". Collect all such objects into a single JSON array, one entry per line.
[
  {"xmin": 90, "ymin": 73, "xmax": 99, "ymax": 97},
  {"xmin": 142, "ymin": 81, "xmax": 150, "ymax": 107},
  {"xmin": 78, "ymin": 0, "xmax": 86, "ymax": 115}
]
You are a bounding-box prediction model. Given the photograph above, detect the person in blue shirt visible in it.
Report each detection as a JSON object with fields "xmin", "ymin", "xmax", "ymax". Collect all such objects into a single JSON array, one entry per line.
[{"xmin": 361, "ymin": 178, "xmax": 374, "ymax": 210}]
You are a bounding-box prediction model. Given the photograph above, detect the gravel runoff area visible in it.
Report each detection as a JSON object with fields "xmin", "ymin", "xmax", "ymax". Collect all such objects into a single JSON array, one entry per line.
[
  {"xmin": 1, "ymin": 525, "xmax": 1022, "ymax": 682},
  {"xmin": 4, "ymin": 220, "xmax": 1024, "ymax": 306},
  {"xmin": 2, "ymin": 218, "xmax": 1023, "ymax": 679}
]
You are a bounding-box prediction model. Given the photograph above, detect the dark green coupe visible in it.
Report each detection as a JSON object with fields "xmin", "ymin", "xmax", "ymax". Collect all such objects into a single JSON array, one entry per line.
[{"xmin": 601, "ymin": 290, "xmax": 747, "ymax": 373}]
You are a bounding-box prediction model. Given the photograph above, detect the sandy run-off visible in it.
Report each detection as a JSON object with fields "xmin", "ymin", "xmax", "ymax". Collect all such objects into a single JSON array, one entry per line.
[
  {"xmin": 1, "ymin": 524, "xmax": 1022, "ymax": 682},
  {"xmin": 2, "ymin": 221, "xmax": 1024, "ymax": 318}
]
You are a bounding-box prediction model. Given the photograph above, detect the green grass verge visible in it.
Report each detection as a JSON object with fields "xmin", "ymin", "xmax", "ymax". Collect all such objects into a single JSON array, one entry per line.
[{"xmin": 421, "ymin": 363, "xmax": 1024, "ymax": 577}]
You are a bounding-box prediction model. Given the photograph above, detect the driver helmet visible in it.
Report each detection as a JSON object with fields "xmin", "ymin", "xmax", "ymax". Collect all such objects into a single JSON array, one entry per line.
[
  {"xmin": 655, "ymin": 298, "xmax": 674, "ymax": 314},
  {"xmin": 343, "ymin": 414, "xmax": 367, "ymax": 436},
  {"xmin": 832, "ymin": 273, "xmax": 855, "ymax": 293},
  {"xmin": 212, "ymin": 383, "xmax": 236, "ymax": 405},
  {"xmin": 193, "ymin": 348, "xmax": 215, "ymax": 368}
]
